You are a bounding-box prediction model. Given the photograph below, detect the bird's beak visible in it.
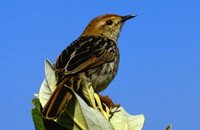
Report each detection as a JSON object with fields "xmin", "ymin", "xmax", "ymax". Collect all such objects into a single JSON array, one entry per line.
[{"xmin": 121, "ymin": 14, "xmax": 137, "ymax": 22}]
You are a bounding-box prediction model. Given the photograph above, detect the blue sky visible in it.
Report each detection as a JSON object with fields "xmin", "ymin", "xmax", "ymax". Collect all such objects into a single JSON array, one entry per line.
[{"xmin": 0, "ymin": 0, "xmax": 200, "ymax": 130}]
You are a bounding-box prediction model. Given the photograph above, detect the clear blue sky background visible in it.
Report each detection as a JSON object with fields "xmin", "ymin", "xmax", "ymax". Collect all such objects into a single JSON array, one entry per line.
[{"xmin": 0, "ymin": 0, "xmax": 199, "ymax": 130}]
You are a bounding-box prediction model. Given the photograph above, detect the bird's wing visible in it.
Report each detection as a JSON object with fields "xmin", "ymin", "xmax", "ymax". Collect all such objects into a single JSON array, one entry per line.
[
  {"xmin": 43, "ymin": 36, "xmax": 118, "ymax": 119},
  {"xmin": 55, "ymin": 36, "xmax": 118, "ymax": 75}
]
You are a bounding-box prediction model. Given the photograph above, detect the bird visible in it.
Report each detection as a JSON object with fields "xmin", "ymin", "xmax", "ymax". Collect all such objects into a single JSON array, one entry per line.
[{"xmin": 42, "ymin": 14, "xmax": 136, "ymax": 119}]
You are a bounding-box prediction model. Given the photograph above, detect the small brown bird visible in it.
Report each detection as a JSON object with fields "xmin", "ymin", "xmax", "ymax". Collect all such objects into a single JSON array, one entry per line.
[{"xmin": 42, "ymin": 14, "xmax": 136, "ymax": 119}]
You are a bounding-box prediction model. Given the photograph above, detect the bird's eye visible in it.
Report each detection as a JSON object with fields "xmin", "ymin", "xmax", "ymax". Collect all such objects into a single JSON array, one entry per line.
[{"xmin": 106, "ymin": 20, "xmax": 113, "ymax": 25}]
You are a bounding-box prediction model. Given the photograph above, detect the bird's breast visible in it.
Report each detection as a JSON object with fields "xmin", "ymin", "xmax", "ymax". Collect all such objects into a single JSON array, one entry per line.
[{"xmin": 86, "ymin": 59, "xmax": 119, "ymax": 92}]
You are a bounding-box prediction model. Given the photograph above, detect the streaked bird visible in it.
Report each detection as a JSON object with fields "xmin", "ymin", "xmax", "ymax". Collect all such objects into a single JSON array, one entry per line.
[{"xmin": 42, "ymin": 14, "xmax": 136, "ymax": 119}]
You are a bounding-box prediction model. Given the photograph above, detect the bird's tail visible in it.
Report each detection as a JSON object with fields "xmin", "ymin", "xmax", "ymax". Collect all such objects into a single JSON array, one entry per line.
[{"xmin": 42, "ymin": 76, "xmax": 78, "ymax": 119}]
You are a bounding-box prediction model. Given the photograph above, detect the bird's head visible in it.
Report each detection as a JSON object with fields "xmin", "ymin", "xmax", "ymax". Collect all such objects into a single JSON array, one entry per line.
[{"xmin": 82, "ymin": 14, "xmax": 136, "ymax": 41}]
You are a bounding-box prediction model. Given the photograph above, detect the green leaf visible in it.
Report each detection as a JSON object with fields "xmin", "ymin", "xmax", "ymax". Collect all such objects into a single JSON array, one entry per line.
[
  {"xmin": 74, "ymin": 90, "xmax": 114, "ymax": 130},
  {"xmin": 166, "ymin": 124, "xmax": 172, "ymax": 130},
  {"xmin": 44, "ymin": 59, "xmax": 57, "ymax": 92},
  {"xmin": 38, "ymin": 80, "xmax": 51, "ymax": 108},
  {"xmin": 110, "ymin": 107, "xmax": 145, "ymax": 130},
  {"xmin": 38, "ymin": 59, "xmax": 58, "ymax": 108},
  {"xmin": 32, "ymin": 98, "xmax": 46, "ymax": 130}
]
